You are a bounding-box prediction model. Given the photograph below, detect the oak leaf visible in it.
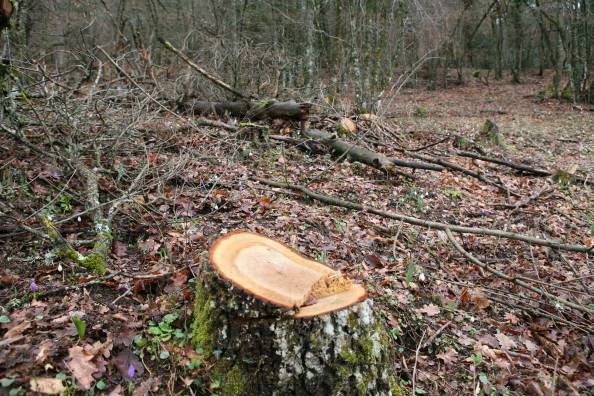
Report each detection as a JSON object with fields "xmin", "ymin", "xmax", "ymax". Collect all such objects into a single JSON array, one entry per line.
[
  {"xmin": 67, "ymin": 345, "xmax": 98, "ymax": 390},
  {"xmin": 29, "ymin": 377, "xmax": 65, "ymax": 395}
]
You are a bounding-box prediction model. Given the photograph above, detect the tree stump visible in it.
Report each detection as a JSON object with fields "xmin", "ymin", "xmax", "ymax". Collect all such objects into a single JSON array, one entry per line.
[{"xmin": 192, "ymin": 232, "xmax": 402, "ymax": 396}]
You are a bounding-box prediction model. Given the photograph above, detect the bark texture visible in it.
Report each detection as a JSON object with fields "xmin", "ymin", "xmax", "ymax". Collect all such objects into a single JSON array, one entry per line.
[{"xmin": 192, "ymin": 259, "xmax": 402, "ymax": 396}]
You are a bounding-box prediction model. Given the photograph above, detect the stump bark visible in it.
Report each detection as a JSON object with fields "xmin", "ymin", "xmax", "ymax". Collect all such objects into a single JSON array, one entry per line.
[{"xmin": 192, "ymin": 232, "xmax": 402, "ymax": 396}]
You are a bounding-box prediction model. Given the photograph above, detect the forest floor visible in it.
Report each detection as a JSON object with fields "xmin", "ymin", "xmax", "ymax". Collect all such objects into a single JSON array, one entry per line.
[{"xmin": 0, "ymin": 73, "xmax": 593, "ymax": 395}]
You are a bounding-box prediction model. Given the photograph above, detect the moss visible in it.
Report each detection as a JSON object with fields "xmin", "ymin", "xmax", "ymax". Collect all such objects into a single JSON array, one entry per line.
[
  {"xmin": 561, "ymin": 84, "xmax": 574, "ymax": 102},
  {"xmin": 220, "ymin": 364, "xmax": 246, "ymax": 396},
  {"xmin": 360, "ymin": 336, "xmax": 376, "ymax": 361},
  {"xmin": 80, "ymin": 252, "xmax": 107, "ymax": 275},
  {"xmin": 389, "ymin": 377, "xmax": 409, "ymax": 396},
  {"xmin": 255, "ymin": 99, "xmax": 275, "ymax": 109},
  {"xmin": 192, "ymin": 282, "xmax": 215, "ymax": 355},
  {"xmin": 340, "ymin": 347, "xmax": 359, "ymax": 364},
  {"xmin": 57, "ymin": 247, "xmax": 107, "ymax": 275}
]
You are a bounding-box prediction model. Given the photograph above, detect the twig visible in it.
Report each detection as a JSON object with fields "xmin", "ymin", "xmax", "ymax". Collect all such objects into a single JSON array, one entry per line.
[
  {"xmin": 158, "ymin": 38, "xmax": 253, "ymax": 100},
  {"xmin": 422, "ymin": 321, "xmax": 452, "ymax": 348},
  {"xmin": 39, "ymin": 270, "xmax": 176, "ymax": 297},
  {"xmin": 255, "ymin": 178, "xmax": 592, "ymax": 253},
  {"xmin": 411, "ymin": 330, "xmax": 426, "ymax": 395}
]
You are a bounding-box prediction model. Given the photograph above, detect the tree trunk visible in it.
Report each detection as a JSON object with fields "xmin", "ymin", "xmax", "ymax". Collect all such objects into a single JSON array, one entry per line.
[{"xmin": 192, "ymin": 260, "xmax": 402, "ymax": 396}]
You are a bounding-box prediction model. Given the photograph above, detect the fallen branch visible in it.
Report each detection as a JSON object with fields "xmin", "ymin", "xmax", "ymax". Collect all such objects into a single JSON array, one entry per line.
[
  {"xmin": 444, "ymin": 228, "xmax": 593, "ymax": 315},
  {"xmin": 255, "ymin": 178, "xmax": 592, "ymax": 253},
  {"xmin": 180, "ymin": 100, "xmax": 311, "ymax": 121},
  {"xmin": 303, "ymin": 129, "xmax": 444, "ymax": 173},
  {"xmin": 455, "ymin": 150, "xmax": 551, "ymax": 176},
  {"xmin": 158, "ymin": 38, "xmax": 253, "ymax": 100},
  {"xmin": 495, "ymin": 186, "xmax": 551, "ymax": 210},
  {"xmin": 403, "ymin": 150, "xmax": 520, "ymax": 196}
]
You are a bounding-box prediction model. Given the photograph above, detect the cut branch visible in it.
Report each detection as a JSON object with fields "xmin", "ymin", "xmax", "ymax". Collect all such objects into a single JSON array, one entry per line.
[
  {"xmin": 255, "ymin": 178, "xmax": 592, "ymax": 253},
  {"xmin": 402, "ymin": 150, "xmax": 520, "ymax": 196},
  {"xmin": 303, "ymin": 129, "xmax": 444, "ymax": 173}
]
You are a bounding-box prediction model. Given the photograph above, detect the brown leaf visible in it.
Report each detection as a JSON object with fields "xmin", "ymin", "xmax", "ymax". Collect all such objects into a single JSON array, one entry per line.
[
  {"xmin": 504, "ymin": 312, "xmax": 519, "ymax": 324},
  {"xmin": 133, "ymin": 378, "xmax": 154, "ymax": 396},
  {"xmin": 470, "ymin": 292, "xmax": 491, "ymax": 310},
  {"xmin": 107, "ymin": 385, "xmax": 124, "ymax": 396},
  {"xmin": 415, "ymin": 303, "xmax": 440, "ymax": 317},
  {"xmin": 459, "ymin": 287, "xmax": 470, "ymax": 304},
  {"xmin": 364, "ymin": 254, "xmax": 384, "ymax": 268},
  {"xmin": 35, "ymin": 340, "xmax": 55, "ymax": 365},
  {"xmin": 113, "ymin": 241, "xmax": 128, "ymax": 257},
  {"xmin": 67, "ymin": 345, "xmax": 98, "ymax": 390},
  {"xmin": 0, "ymin": 271, "xmax": 18, "ymax": 286},
  {"xmin": 495, "ymin": 332, "xmax": 517, "ymax": 351},
  {"xmin": 3, "ymin": 321, "xmax": 31, "ymax": 339},
  {"xmin": 29, "ymin": 377, "xmax": 65, "ymax": 395},
  {"xmin": 437, "ymin": 348, "xmax": 459, "ymax": 366}
]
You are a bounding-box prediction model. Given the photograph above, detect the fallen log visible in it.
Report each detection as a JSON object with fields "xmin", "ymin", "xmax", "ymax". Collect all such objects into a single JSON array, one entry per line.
[
  {"xmin": 303, "ymin": 129, "xmax": 444, "ymax": 173},
  {"xmin": 193, "ymin": 232, "xmax": 400, "ymax": 395},
  {"xmin": 180, "ymin": 99, "xmax": 311, "ymax": 121}
]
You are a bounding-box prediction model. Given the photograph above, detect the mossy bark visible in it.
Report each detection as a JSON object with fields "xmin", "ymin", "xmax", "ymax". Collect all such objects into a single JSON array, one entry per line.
[{"xmin": 192, "ymin": 260, "xmax": 402, "ymax": 396}]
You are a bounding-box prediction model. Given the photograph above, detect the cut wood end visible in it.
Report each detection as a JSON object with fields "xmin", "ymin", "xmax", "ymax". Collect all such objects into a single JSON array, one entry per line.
[{"xmin": 209, "ymin": 231, "xmax": 367, "ymax": 318}]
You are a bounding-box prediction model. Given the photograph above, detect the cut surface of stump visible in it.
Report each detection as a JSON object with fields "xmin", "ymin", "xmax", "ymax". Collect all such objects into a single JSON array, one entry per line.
[
  {"xmin": 210, "ymin": 231, "xmax": 368, "ymax": 318},
  {"xmin": 193, "ymin": 231, "xmax": 402, "ymax": 395}
]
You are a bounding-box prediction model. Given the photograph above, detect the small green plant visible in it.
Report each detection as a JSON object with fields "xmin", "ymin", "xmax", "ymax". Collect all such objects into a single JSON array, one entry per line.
[
  {"xmin": 413, "ymin": 106, "xmax": 428, "ymax": 118},
  {"xmin": 443, "ymin": 189, "xmax": 462, "ymax": 199},
  {"xmin": 71, "ymin": 315, "xmax": 87, "ymax": 340},
  {"xmin": 316, "ymin": 250, "xmax": 328, "ymax": 263},
  {"xmin": 138, "ymin": 311, "xmax": 192, "ymax": 362},
  {"xmin": 335, "ymin": 220, "xmax": 347, "ymax": 233},
  {"xmin": 59, "ymin": 193, "xmax": 73, "ymax": 213},
  {"xmin": 1, "ymin": 376, "xmax": 24, "ymax": 396},
  {"xmin": 471, "ymin": 352, "xmax": 483, "ymax": 365},
  {"xmin": 405, "ymin": 260, "xmax": 416, "ymax": 284}
]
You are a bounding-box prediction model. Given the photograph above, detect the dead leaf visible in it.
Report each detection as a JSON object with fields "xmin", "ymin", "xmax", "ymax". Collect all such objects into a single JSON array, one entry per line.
[
  {"xmin": 35, "ymin": 340, "xmax": 54, "ymax": 364},
  {"xmin": 133, "ymin": 378, "xmax": 154, "ymax": 396},
  {"xmin": 364, "ymin": 254, "xmax": 383, "ymax": 268},
  {"xmin": 3, "ymin": 321, "xmax": 31, "ymax": 339},
  {"xmin": 459, "ymin": 287, "xmax": 470, "ymax": 304},
  {"xmin": 504, "ymin": 312, "xmax": 519, "ymax": 324},
  {"xmin": 107, "ymin": 385, "xmax": 124, "ymax": 396},
  {"xmin": 495, "ymin": 332, "xmax": 517, "ymax": 351},
  {"xmin": 113, "ymin": 241, "xmax": 128, "ymax": 257},
  {"xmin": 523, "ymin": 338, "xmax": 538, "ymax": 352},
  {"xmin": 415, "ymin": 303, "xmax": 440, "ymax": 317},
  {"xmin": 470, "ymin": 292, "xmax": 491, "ymax": 309},
  {"xmin": 437, "ymin": 348, "xmax": 459, "ymax": 366},
  {"xmin": 67, "ymin": 345, "xmax": 99, "ymax": 390},
  {"xmin": 29, "ymin": 377, "xmax": 65, "ymax": 395}
]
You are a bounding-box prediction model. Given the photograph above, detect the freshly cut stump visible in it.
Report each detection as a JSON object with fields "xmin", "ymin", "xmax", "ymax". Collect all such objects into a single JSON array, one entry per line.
[{"xmin": 193, "ymin": 231, "xmax": 402, "ymax": 396}]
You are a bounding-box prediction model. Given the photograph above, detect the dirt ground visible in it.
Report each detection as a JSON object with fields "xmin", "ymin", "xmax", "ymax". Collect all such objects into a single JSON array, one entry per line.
[{"xmin": 1, "ymin": 74, "xmax": 593, "ymax": 395}]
